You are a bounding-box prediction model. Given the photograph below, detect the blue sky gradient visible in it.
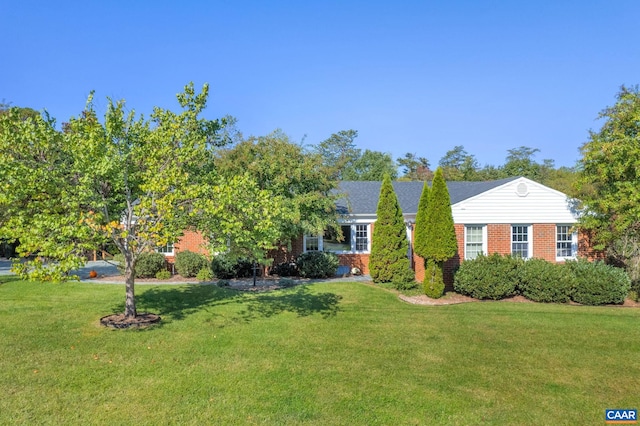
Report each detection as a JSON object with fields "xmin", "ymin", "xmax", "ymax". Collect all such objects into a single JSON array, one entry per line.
[{"xmin": 3, "ymin": 1, "xmax": 639, "ymax": 168}]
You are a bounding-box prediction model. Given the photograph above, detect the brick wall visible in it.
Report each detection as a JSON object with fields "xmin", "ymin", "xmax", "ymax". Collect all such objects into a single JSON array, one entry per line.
[
  {"xmin": 532, "ymin": 224, "xmax": 556, "ymax": 261},
  {"xmin": 487, "ymin": 224, "xmax": 512, "ymax": 255}
]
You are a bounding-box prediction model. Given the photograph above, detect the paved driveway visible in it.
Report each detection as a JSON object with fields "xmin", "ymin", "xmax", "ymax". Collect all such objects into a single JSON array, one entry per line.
[{"xmin": 0, "ymin": 259, "xmax": 120, "ymax": 278}]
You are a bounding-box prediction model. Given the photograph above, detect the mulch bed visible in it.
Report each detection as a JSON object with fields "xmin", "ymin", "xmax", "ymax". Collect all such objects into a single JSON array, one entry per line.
[
  {"xmin": 400, "ymin": 293, "xmax": 640, "ymax": 307},
  {"xmin": 100, "ymin": 312, "xmax": 161, "ymax": 329}
]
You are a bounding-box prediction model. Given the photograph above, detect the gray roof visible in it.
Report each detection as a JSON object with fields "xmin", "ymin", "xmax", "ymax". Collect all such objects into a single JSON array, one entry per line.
[{"xmin": 335, "ymin": 177, "xmax": 520, "ymax": 215}]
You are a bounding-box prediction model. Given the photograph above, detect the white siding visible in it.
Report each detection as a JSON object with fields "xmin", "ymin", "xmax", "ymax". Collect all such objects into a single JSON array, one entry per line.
[{"xmin": 451, "ymin": 177, "xmax": 578, "ymax": 224}]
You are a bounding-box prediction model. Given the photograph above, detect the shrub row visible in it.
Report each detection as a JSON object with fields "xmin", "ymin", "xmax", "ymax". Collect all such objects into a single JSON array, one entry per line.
[
  {"xmin": 114, "ymin": 252, "xmax": 167, "ymax": 279},
  {"xmin": 453, "ymin": 254, "xmax": 631, "ymax": 305}
]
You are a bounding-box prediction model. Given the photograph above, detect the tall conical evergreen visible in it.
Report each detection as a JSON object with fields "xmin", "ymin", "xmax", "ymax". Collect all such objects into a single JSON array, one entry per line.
[
  {"xmin": 369, "ymin": 174, "xmax": 415, "ymax": 288},
  {"xmin": 413, "ymin": 181, "xmax": 430, "ymax": 259},
  {"xmin": 423, "ymin": 167, "xmax": 457, "ymax": 297}
]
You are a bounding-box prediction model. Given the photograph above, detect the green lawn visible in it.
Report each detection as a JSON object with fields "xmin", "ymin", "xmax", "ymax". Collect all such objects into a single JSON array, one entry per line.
[{"xmin": 1, "ymin": 276, "xmax": 638, "ymax": 425}]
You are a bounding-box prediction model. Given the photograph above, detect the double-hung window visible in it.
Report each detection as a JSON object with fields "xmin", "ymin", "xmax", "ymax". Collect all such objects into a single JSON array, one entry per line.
[
  {"xmin": 464, "ymin": 225, "xmax": 486, "ymax": 260},
  {"xmin": 511, "ymin": 225, "xmax": 531, "ymax": 259},
  {"xmin": 157, "ymin": 242, "xmax": 174, "ymax": 255},
  {"xmin": 556, "ymin": 225, "xmax": 577, "ymax": 260},
  {"xmin": 304, "ymin": 223, "xmax": 371, "ymax": 253}
]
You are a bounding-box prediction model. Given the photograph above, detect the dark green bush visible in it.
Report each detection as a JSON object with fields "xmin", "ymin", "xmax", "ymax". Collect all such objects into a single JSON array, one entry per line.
[
  {"xmin": 518, "ymin": 258, "xmax": 576, "ymax": 303},
  {"xmin": 270, "ymin": 261, "xmax": 299, "ymax": 277},
  {"xmin": 567, "ymin": 259, "xmax": 631, "ymax": 305},
  {"xmin": 423, "ymin": 259, "xmax": 444, "ymax": 298},
  {"xmin": 453, "ymin": 253, "xmax": 522, "ymax": 300},
  {"xmin": 296, "ymin": 252, "xmax": 339, "ymax": 279},
  {"xmin": 135, "ymin": 252, "xmax": 167, "ymax": 278},
  {"xmin": 211, "ymin": 254, "xmax": 255, "ymax": 279},
  {"xmin": 174, "ymin": 250, "xmax": 209, "ymax": 278},
  {"xmin": 114, "ymin": 252, "xmax": 167, "ymax": 278}
]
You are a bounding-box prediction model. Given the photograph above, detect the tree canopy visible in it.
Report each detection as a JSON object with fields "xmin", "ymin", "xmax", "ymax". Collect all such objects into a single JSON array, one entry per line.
[
  {"xmin": 578, "ymin": 85, "xmax": 640, "ymax": 281},
  {"xmin": 215, "ymin": 129, "xmax": 339, "ymax": 245},
  {"xmin": 0, "ymin": 83, "xmax": 284, "ymax": 319}
]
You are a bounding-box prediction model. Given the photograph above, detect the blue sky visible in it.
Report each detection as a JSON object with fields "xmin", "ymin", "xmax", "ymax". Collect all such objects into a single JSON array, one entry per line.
[{"xmin": 2, "ymin": 0, "xmax": 639, "ymax": 168}]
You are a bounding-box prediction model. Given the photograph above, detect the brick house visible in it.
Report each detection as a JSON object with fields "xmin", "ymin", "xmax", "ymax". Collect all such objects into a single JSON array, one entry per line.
[{"xmin": 165, "ymin": 176, "xmax": 591, "ymax": 285}]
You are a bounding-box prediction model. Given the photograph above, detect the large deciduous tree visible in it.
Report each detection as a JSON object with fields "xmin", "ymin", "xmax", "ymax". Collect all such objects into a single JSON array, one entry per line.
[
  {"xmin": 423, "ymin": 167, "xmax": 457, "ymax": 298},
  {"xmin": 215, "ymin": 130, "xmax": 339, "ymax": 249},
  {"xmin": 314, "ymin": 129, "xmax": 360, "ymax": 180},
  {"xmin": 342, "ymin": 149, "xmax": 398, "ymax": 181},
  {"xmin": 0, "ymin": 83, "xmax": 282, "ymax": 320},
  {"xmin": 578, "ymin": 85, "xmax": 640, "ymax": 282},
  {"xmin": 369, "ymin": 174, "xmax": 415, "ymax": 288}
]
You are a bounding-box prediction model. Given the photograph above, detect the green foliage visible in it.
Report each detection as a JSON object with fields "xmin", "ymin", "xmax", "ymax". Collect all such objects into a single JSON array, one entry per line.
[
  {"xmin": 196, "ymin": 267, "xmax": 213, "ymax": 282},
  {"xmin": 567, "ymin": 259, "xmax": 631, "ymax": 305},
  {"xmin": 342, "ymin": 149, "xmax": 398, "ymax": 181},
  {"xmin": 424, "ymin": 168, "xmax": 457, "ymax": 262},
  {"xmin": 518, "ymin": 258, "xmax": 576, "ymax": 303},
  {"xmin": 215, "ymin": 130, "xmax": 339, "ymax": 246},
  {"xmin": 211, "ymin": 254, "xmax": 255, "ymax": 279},
  {"xmin": 295, "ymin": 252, "xmax": 339, "ymax": 279},
  {"xmin": 423, "ymin": 259, "xmax": 445, "ymax": 298},
  {"xmin": 155, "ymin": 270, "xmax": 171, "ymax": 280},
  {"xmin": 439, "ymin": 145, "xmax": 479, "ymax": 181},
  {"xmin": 174, "ymin": 250, "xmax": 209, "ymax": 278},
  {"xmin": 314, "ymin": 129, "xmax": 360, "ymax": 180},
  {"xmin": 396, "ymin": 153, "xmax": 432, "ymax": 181},
  {"xmin": 369, "ymin": 175, "xmax": 415, "ymax": 285},
  {"xmin": 0, "ymin": 83, "xmax": 244, "ymax": 318},
  {"xmin": 578, "ymin": 86, "xmax": 640, "ymax": 284},
  {"xmin": 413, "ymin": 182, "xmax": 430, "ymax": 259},
  {"xmin": 270, "ymin": 261, "xmax": 299, "ymax": 277},
  {"xmin": 135, "ymin": 252, "xmax": 167, "ymax": 279},
  {"xmin": 454, "ymin": 254, "xmax": 522, "ymax": 300}
]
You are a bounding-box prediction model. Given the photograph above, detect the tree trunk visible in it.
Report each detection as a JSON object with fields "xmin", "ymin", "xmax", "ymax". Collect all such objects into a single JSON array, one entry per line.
[{"xmin": 124, "ymin": 250, "xmax": 137, "ymax": 319}]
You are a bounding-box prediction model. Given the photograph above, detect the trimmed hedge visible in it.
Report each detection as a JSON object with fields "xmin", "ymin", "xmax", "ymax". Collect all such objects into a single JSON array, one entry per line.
[
  {"xmin": 296, "ymin": 252, "xmax": 339, "ymax": 279},
  {"xmin": 453, "ymin": 253, "xmax": 522, "ymax": 300},
  {"xmin": 518, "ymin": 258, "xmax": 576, "ymax": 303},
  {"xmin": 175, "ymin": 250, "xmax": 209, "ymax": 278},
  {"xmin": 567, "ymin": 259, "xmax": 631, "ymax": 305}
]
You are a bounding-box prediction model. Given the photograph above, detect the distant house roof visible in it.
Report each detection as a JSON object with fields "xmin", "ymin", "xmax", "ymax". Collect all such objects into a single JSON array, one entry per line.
[{"xmin": 335, "ymin": 177, "xmax": 520, "ymax": 216}]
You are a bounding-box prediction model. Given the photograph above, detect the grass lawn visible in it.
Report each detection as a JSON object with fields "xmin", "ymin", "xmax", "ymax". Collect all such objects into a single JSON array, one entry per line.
[{"xmin": 1, "ymin": 276, "xmax": 639, "ymax": 425}]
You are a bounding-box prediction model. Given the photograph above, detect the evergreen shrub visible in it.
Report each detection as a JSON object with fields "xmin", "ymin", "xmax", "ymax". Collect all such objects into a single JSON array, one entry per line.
[
  {"xmin": 270, "ymin": 261, "xmax": 299, "ymax": 277},
  {"xmin": 211, "ymin": 254, "xmax": 255, "ymax": 279},
  {"xmin": 567, "ymin": 259, "xmax": 631, "ymax": 305},
  {"xmin": 196, "ymin": 267, "xmax": 213, "ymax": 282},
  {"xmin": 424, "ymin": 259, "xmax": 445, "ymax": 298},
  {"xmin": 135, "ymin": 252, "xmax": 167, "ymax": 278},
  {"xmin": 296, "ymin": 252, "xmax": 339, "ymax": 278},
  {"xmin": 454, "ymin": 253, "xmax": 521, "ymax": 300},
  {"xmin": 175, "ymin": 250, "xmax": 209, "ymax": 277},
  {"xmin": 518, "ymin": 258, "xmax": 575, "ymax": 303},
  {"xmin": 155, "ymin": 270, "xmax": 171, "ymax": 280}
]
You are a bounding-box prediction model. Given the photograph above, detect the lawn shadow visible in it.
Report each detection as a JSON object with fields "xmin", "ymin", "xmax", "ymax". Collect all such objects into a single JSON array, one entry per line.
[
  {"xmin": 0, "ymin": 275, "xmax": 21, "ymax": 285},
  {"xmin": 237, "ymin": 285, "xmax": 343, "ymax": 322},
  {"xmin": 110, "ymin": 284, "xmax": 242, "ymax": 322}
]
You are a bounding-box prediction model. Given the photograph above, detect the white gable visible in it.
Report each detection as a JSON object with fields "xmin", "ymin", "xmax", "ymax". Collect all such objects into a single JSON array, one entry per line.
[{"xmin": 451, "ymin": 177, "xmax": 579, "ymax": 224}]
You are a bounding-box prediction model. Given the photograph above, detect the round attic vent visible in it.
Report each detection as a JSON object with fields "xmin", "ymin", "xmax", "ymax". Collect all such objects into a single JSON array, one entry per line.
[{"xmin": 516, "ymin": 182, "xmax": 529, "ymax": 197}]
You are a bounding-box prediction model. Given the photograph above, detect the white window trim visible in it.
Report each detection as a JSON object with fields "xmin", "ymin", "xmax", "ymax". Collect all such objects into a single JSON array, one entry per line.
[
  {"xmin": 304, "ymin": 223, "xmax": 372, "ymax": 254},
  {"xmin": 303, "ymin": 234, "xmax": 322, "ymax": 252},
  {"xmin": 156, "ymin": 242, "xmax": 175, "ymax": 256},
  {"xmin": 511, "ymin": 224, "xmax": 532, "ymax": 259},
  {"xmin": 556, "ymin": 224, "xmax": 578, "ymax": 261},
  {"xmin": 464, "ymin": 225, "xmax": 487, "ymax": 260}
]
